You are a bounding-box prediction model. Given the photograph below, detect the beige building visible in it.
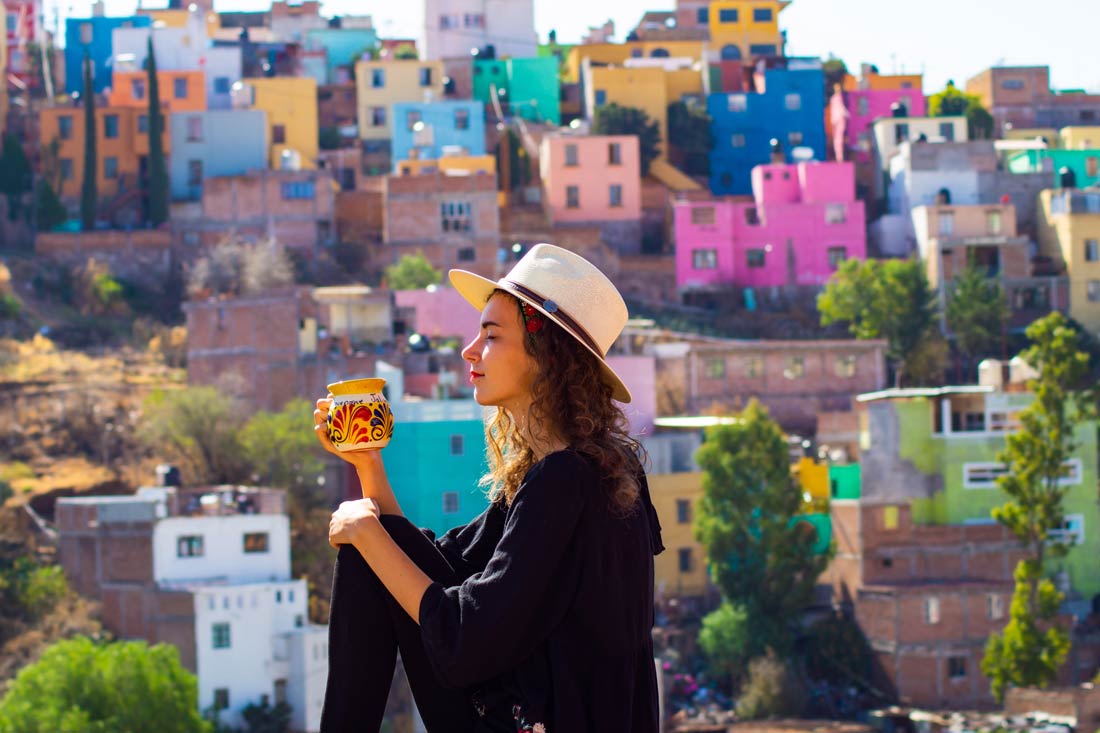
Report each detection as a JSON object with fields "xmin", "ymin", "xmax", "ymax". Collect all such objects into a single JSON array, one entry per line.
[{"xmin": 1037, "ymin": 188, "xmax": 1100, "ymax": 336}]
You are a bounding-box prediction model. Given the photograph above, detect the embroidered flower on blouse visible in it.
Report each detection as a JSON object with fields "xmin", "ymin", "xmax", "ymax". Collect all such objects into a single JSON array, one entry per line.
[{"xmin": 512, "ymin": 703, "xmax": 547, "ymax": 733}]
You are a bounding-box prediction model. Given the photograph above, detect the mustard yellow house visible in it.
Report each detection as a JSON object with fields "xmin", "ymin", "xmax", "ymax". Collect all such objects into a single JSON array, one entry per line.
[
  {"xmin": 240, "ymin": 77, "xmax": 319, "ymax": 169},
  {"xmin": 707, "ymin": 0, "xmax": 788, "ymax": 62},
  {"xmin": 564, "ymin": 40, "xmax": 706, "ymax": 84},
  {"xmin": 1037, "ymin": 188, "xmax": 1100, "ymax": 335},
  {"xmin": 649, "ymin": 471, "xmax": 710, "ymax": 598},
  {"xmin": 355, "ymin": 59, "xmax": 445, "ymax": 143}
]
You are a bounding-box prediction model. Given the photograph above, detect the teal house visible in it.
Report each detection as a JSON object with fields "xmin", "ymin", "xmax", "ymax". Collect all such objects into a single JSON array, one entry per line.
[
  {"xmin": 473, "ymin": 57, "xmax": 561, "ymax": 125},
  {"xmin": 1008, "ymin": 149, "xmax": 1100, "ymax": 188},
  {"xmin": 305, "ymin": 27, "xmax": 379, "ymax": 84}
]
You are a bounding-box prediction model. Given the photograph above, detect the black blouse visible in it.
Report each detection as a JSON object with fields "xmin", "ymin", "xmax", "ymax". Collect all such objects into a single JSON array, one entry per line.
[{"xmin": 418, "ymin": 448, "xmax": 665, "ymax": 732}]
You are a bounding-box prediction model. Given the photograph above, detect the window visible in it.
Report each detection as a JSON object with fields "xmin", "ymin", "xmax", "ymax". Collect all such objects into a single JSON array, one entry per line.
[
  {"xmin": 441, "ymin": 201, "xmax": 472, "ymax": 231},
  {"xmin": 788, "ymin": 131, "xmax": 803, "ymax": 147},
  {"xmin": 439, "ymin": 13, "xmax": 456, "ymax": 29},
  {"xmin": 705, "ymin": 357, "xmax": 726, "ymax": 379},
  {"xmin": 835, "ymin": 354, "xmax": 856, "ymax": 378},
  {"xmin": 272, "ymin": 124, "xmax": 287, "ymax": 144},
  {"xmin": 1050, "ymin": 514, "xmax": 1085, "ymax": 546},
  {"xmin": 857, "ymin": 97, "xmax": 869, "ymax": 116},
  {"xmin": 1085, "ymin": 239, "xmax": 1100, "ymax": 262},
  {"xmin": 281, "ymin": 181, "xmax": 315, "ymax": 199},
  {"xmin": 651, "ymin": 49, "xmax": 672, "ymax": 59},
  {"xmin": 828, "ymin": 246, "xmax": 847, "ymax": 269},
  {"xmin": 188, "ymin": 160, "xmax": 203, "ymax": 187},
  {"xmin": 274, "ymin": 679, "xmax": 288, "ymax": 705},
  {"xmin": 463, "ymin": 13, "xmax": 484, "ymax": 28},
  {"xmin": 608, "ymin": 142, "xmax": 622, "ymax": 165},
  {"xmin": 894, "ymin": 122, "xmax": 909, "ymax": 144},
  {"xmin": 784, "ymin": 93, "xmax": 801, "ymax": 111},
  {"xmin": 678, "ymin": 548, "xmax": 693, "ymax": 573},
  {"xmin": 102, "ymin": 114, "xmax": 119, "ymax": 139},
  {"xmin": 939, "ymin": 122, "xmax": 955, "ymax": 142},
  {"xmin": 442, "ymin": 492, "xmax": 459, "ymax": 514},
  {"xmin": 565, "ymin": 185, "xmax": 580, "ymax": 208},
  {"xmin": 676, "ymin": 499, "xmax": 691, "ymax": 524},
  {"xmin": 406, "ymin": 110, "xmax": 422, "ymax": 131},
  {"xmin": 371, "ymin": 68, "xmax": 385, "ymax": 88},
  {"xmin": 457, "ymin": 247, "xmax": 476, "ymax": 261},
  {"xmin": 938, "ymin": 211, "xmax": 954, "ymax": 235},
  {"xmin": 749, "ymin": 44, "xmax": 777, "ymax": 56},
  {"xmin": 691, "ymin": 206, "xmax": 715, "ymax": 225},
  {"xmin": 718, "ymin": 8, "xmax": 738, "ymax": 22},
  {"xmin": 104, "ymin": 156, "xmax": 118, "ymax": 179},
  {"xmin": 696, "ymin": 7, "xmax": 708, "ymax": 23},
  {"xmin": 213, "ymin": 688, "xmax": 230, "ymax": 710},
  {"xmin": 594, "ymin": 89, "xmax": 607, "ymax": 107},
  {"xmin": 214, "ymin": 76, "xmax": 230, "ymax": 94},
  {"xmin": 609, "ymin": 184, "xmax": 623, "ymax": 208},
  {"xmin": 419, "ymin": 67, "xmax": 433, "ymax": 87},
  {"xmin": 178, "ymin": 535, "xmax": 204, "ymax": 557},
  {"xmin": 243, "ymin": 532, "xmax": 269, "ymax": 553},
  {"xmin": 986, "ymin": 209, "xmax": 1003, "ymax": 235},
  {"xmin": 987, "ymin": 593, "xmax": 1005, "ymax": 621},
  {"xmin": 138, "ymin": 114, "xmax": 149, "ymax": 134},
  {"xmin": 753, "ymin": 7, "xmax": 773, "ymax": 22},
  {"xmin": 731, "ymin": 133, "xmax": 746, "ymax": 148},
  {"xmin": 883, "ymin": 506, "xmax": 898, "ymax": 530},
  {"xmin": 825, "ymin": 204, "xmax": 847, "ymax": 224},
  {"xmin": 783, "ymin": 356, "xmax": 805, "ymax": 379},
  {"xmin": 924, "ymin": 596, "xmax": 940, "ymax": 624},
  {"xmin": 727, "ymin": 94, "xmax": 747, "ymax": 113},
  {"xmin": 131, "ymin": 78, "xmax": 145, "ymax": 100},
  {"xmin": 212, "ymin": 623, "xmax": 231, "ymax": 649},
  {"xmin": 948, "ymin": 656, "xmax": 967, "ymax": 680},
  {"xmin": 963, "ymin": 462, "xmax": 1009, "ymax": 488},
  {"xmin": 1089, "ymin": 280, "xmax": 1100, "ymax": 302},
  {"xmin": 693, "ymin": 249, "xmax": 717, "ymax": 270},
  {"xmin": 60, "ymin": 158, "xmax": 73, "ymax": 181},
  {"xmin": 747, "ymin": 248, "xmax": 765, "ymax": 267},
  {"xmin": 454, "ymin": 108, "xmax": 469, "ymax": 130},
  {"xmin": 564, "ymin": 143, "xmax": 578, "ymax": 166},
  {"xmin": 1088, "ymin": 156, "xmax": 1099, "ymax": 178},
  {"xmin": 370, "ymin": 107, "xmax": 386, "ymax": 126},
  {"xmin": 276, "ymin": 590, "xmax": 283, "ymax": 603},
  {"xmin": 1001, "ymin": 79, "xmax": 1024, "ymax": 90},
  {"xmin": 450, "ymin": 434, "xmax": 464, "ymax": 455},
  {"xmin": 186, "ymin": 115, "xmax": 203, "ymax": 142},
  {"xmin": 745, "ymin": 355, "xmax": 763, "ymax": 378},
  {"xmin": 173, "ymin": 77, "xmax": 188, "ymax": 99},
  {"xmin": 58, "ymin": 115, "xmax": 73, "ymax": 140},
  {"xmin": 745, "ymin": 207, "xmax": 760, "ymax": 225}
]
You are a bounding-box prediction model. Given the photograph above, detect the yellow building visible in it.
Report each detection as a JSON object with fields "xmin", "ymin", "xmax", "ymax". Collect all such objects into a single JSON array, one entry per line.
[
  {"xmin": 395, "ymin": 154, "xmax": 496, "ymax": 177},
  {"xmin": 564, "ymin": 41, "xmax": 706, "ymax": 84},
  {"xmin": 1001, "ymin": 126, "xmax": 1059, "ymax": 143},
  {"xmin": 1060, "ymin": 126, "xmax": 1100, "ymax": 150},
  {"xmin": 355, "ymin": 59, "xmax": 445, "ymax": 143},
  {"xmin": 840, "ymin": 67, "xmax": 922, "ymax": 92},
  {"xmin": 707, "ymin": 0, "xmax": 788, "ymax": 62},
  {"xmin": 649, "ymin": 471, "xmax": 710, "ymax": 598},
  {"xmin": 241, "ymin": 77, "xmax": 319, "ymax": 169},
  {"xmin": 1037, "ymin": 188, "xmax": 1100, "ymax": 335},
  {"xmin": 138, "ymin": 7, "xmax": 220, "ymax": 38}
]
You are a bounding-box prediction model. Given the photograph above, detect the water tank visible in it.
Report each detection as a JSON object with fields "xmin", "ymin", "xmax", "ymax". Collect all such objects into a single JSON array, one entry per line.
[
  {"xmin": 155, "ymin": 464, "xmax": 181, "ymax": 487},
  {"xmin": 1059, "ymin": 166, "xmax": 1077, "ymax": 189},
  {"xmin": 977, "ymin": 359, "xmax": 1004, "ymax": 389},
  {"xmin": 890, "ymin": 101, "xmax": 907, "ymax": 118},
  {"xmin": 1009, "ymin": 356, "xmax": 1040, "ymax": 385},
  {"xmin": 280, "ymin": 149, "xmax": 302, "ymax": 170},
  {"xmin": 936, "ymin": 187, "xmax": 952, "ymax": 205}
]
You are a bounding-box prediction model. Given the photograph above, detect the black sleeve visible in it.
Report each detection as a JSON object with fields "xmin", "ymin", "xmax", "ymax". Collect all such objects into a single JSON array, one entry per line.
[
  {"xmin": 419, "ymin": 500, "xmax": 507, "ymax": 581},
  {"xmin": 418, "ymin": 452, "xmax": 591, "ymax": 689}
]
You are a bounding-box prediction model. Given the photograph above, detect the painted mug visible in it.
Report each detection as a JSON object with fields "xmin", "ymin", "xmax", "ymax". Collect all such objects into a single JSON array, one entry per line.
[{"xmin": 326, "ymin": 378, "xmax": 395, "ymax": 452}]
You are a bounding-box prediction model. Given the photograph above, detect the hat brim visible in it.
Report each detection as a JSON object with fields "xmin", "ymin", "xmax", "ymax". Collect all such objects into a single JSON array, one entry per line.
[{"xmin": 448, "ymin": 269, "xmax": 633, "ymax": 404}]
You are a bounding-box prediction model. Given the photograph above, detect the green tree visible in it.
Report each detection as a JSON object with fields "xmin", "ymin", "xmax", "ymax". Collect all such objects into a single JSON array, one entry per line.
[
  {"xmin": 667, "ymin": 101, "xmax": 713, "ymax": 176},
  {"xmin": 80, "ymin": 53, "xmax": 98, "ymax": 231},
  {"xmin": 384, "ymin": 252, "xmax": 442, "ymax": 290},
  {"xmin": 818, "ymin": 257, "xmax": 941, "ymax": 386},
  {"xmin": 240, "ymin": 699, "xmax": 293, "ymax": 733},
  {"xmin": 980, "ymin": 312, "xmax": 1092, "ymax": 702},
  {"xmin": 592, "ymin": 103, "xmax": 661, "ymax": 176},
  {"xmin": 147, "ymin": 37, "xmax": 169, "ymax": 226},
  {"xmin": 928, "ymin": 80, "xmax": 994, "ymax": 140},
  {"xmin": 697, "ymin": 601, "xmax": 754, "ymax": 685},
  {"xmin": 694, "ymin": 401, "xmax": 831, "ymax": 674},
  {"xmin": 140, "ymin": 386, "xmax": 250, "ymax": 485},
  {"xmin": 0, "ymin": 636, "xmax": 211, "ymax": 733},
  {"xmin": 393, "ymin": 44, "xmax": 418, "ymax": 60},
  {"xmin": 35, "ymin": 179, "xmax": 68, "ymax": 230},
  {"xmin": 240, "ymin": 399, "xmax": 326, "ymax": 499},
  {"xmin": 319, "ymin": 126, "xmax": 342, "ymax": 150},
  {"xmin": 0, "ymin": 133, "xmax": 32, "ymax": 221},
  {"xmin": 946, "ymin": 264, "xmax": 1008, "ymax": 371},
  {"xmin": 822, "ymin": 56, "xmax": 849, "ymax": 99}
]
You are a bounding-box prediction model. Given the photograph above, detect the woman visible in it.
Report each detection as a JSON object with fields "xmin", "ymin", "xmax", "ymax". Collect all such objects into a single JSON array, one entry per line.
[{"xmin": 314, "ymin": 244, "xmax": 664, "ymax": 732}]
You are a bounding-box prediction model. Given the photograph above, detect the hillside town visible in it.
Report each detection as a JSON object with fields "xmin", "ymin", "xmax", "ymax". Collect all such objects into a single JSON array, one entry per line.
[{"xmin": 2, "ymin": 0, "xmax": 1100, "ymax": 731}]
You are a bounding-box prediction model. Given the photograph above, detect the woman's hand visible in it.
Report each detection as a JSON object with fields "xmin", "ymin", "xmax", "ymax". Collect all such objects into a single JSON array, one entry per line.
[
  {"xmin": 329, "ymin": 497, "xmax": 382, "ymax": 549},
  {"xmin": 314, "ymin": 395, "xmax": 382, "ymax": 469}
]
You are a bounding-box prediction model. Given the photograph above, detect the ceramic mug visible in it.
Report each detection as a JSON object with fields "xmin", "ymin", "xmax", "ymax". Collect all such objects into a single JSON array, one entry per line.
[{"xmin": 326, "ymin": 378, "xmax": 395, "ymax": 452}]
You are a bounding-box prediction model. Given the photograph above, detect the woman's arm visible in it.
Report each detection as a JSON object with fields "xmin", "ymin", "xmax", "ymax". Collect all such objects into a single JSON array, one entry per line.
[{"xmin": 314, "ymin": 397, "xmax": 403, "ymax": 517}]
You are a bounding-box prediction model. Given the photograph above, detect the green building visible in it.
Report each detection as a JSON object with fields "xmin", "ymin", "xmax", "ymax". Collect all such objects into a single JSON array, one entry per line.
[
  {"xmin": 473, "ymin": 57, "xmax": 561, "ymax": 125},
  {"xmin": 1008, "ymin": 149, "xmax": 1100, "ymax": 188}
]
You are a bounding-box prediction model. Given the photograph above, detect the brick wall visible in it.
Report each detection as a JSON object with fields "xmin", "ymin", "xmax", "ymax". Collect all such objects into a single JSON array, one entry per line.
[{"xmin": 35, "ymin": 230, "xmax": 175, "ymax": 284}]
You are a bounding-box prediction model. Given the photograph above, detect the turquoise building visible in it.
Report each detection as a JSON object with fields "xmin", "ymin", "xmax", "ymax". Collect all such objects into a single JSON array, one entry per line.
[
  {"xmin": 1008, "ymin": 149, "xmax": 1100, "ymax": 188},
  {"xmin": 305, "ymin": 28, "xmax": 379, "ymax": 84},
  {"xmin": 473, "ymin": 57, "xmax": 561, "ymax": 125}
]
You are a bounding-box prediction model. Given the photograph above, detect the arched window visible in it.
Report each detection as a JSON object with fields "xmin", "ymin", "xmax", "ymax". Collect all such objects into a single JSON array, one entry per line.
[
  {"xmin": 650, "ymin": 47, "xmax": 670, "ymax": 58},
  {"xmin": 720, "ymin": 44, "xmax": 742, "ymax": 61}
]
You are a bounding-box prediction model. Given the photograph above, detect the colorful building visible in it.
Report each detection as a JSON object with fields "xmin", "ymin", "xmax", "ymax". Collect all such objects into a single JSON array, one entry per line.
[
  {"xmin": 1059, "ymin": 126, "xmax": 1100, "ymax": 150},
  {"xmin": 1007, "ymin": 149, "xmax": 1100, "ymax": 189},
  {"xmin": 395, "ymin": 154, "xmax": 496, "ymax": 177},
  {"xmin": 966, "ymin": 66, "xmax": 1100, "ymax": 138},
  {"xmin": 169, "ymin": 109, "xmax": 268, "ymax": 201},
  {"xmin": 64, "ymin": 15, "xmax": 153, "ymax": 95},
  {"xmin": 1037, "ymin": 188, "xmax": 1100, "ymax": 336},
  {"xmin": 564, "ymin": 40, "xmax": 706, "ymax": 84},
  {"xmin": 422, "ymin": 0, "xmax": 536, "ymax": 61},
  {"xmin": 108, "ymin": 70, "xmax": 208, "ymax": 112},
  {"xmin": 238, "ymin": 76, "xmax": 319, "ymax": 169},
  {"xmin": 138, "ymin": 7, "xmax": 220, "ymax": 38},
  {"xmin": 355, "ymin": 59, "xmax": 445, "ymax": 171},
  {"xmin": 3, "ymin": 0, "xmax": 36, "ymax": 86},
  {"xmin": 539, "ymin": 132, "xmax": 642, "ymax": 227},
  {"xmin": 870, "ymin": 115, "xmax": 968, "ymax": 201},
  {"xmin": 828, "ymin": 84, "xmax": 926, "ymax": 163},
  {"xmin": 303, "ymin": 27, "xmax": 378, "ymax": 84},
  {"xmin": 649, "ymin": 470, "xmax": 710, "ymax": 599},
  {"xmin": 676, "ymin": 160, "xmax": 865, "ymax": 291},
  {"xmin": 705, "ymin": 0, "xmax": 787, "ymax": 62},
  {"xmin": 389, "ymin": 100, "xmax": 486, "ymax": 171},
  {"xmin": 472, "ymin": 56, "xmax": 560, "ymax": 125},
  {"xmin": 708, "ymin": 60, "xmax": 826, "ymax": 195}
]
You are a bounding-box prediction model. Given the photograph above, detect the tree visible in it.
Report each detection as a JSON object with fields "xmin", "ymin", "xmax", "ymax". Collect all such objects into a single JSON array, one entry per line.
[
  {"xmin": 928, "ymin": 80, "xmax": 994, "ymax": 140},
  {"xmin": 694, "ymin": 401, "xmax": 831, "ymax": 672},
  {"xmin": 818, "ymin": 257, "xmax": 941, "ymax": 386},
  {"xmin": 147, "ymin": 36, "xmax": 169, "ymax": 226},
  {"xmin": 735, "ymin": 651, "xmax": 805, "ymax": 720},
  {"xmin": 593, "ymin": 103, "xmax": 661, "ymax": 176},
  {"xmin": 980, "ymin": 312, "xmax": 1092, "ymax": 702},
  {"xmin": 697, "ymin": 601, "xmax": 754, "ymax": 685},
  {"xmin": 822, "ymin": 56, "xmax": 849, "ymax": 99},
  {"xmin": 946, "ymin": 264, "xmax": 1008, "ymax": 372},
  {"xmin": 0, "ymin": 133, "xmax": 32, "ymax": 221},
  {"xmin": 667, "ymin": 101, "xmax": 713, "ymax": 177},
  {"xmin": 0, "ymin": 636, "xmax": 211, "ymax": 733},
  {"xmin": 384, "ymin": 252, "xmax": 442, "ymax": 290},
  {"xmin": 140, "ymin": 386, "xmax": 250, "ymax": 485},
  {"xmin": 188, "ymin": 237, "xmax": 295, "ymax": 298},
  {"xmin": 240, "ymin": 399, "xmax": 326, "ymax": 499},
  {"xmin": 393, "ymin": 44, "xmax": 418, "ymax": 60},
  {"xmin": 80, "ymin": 54, "xmax": 98, "ymax": 231},
  {"xmin": 35, "ymin": 180, "xmax": 68, "ymax": 231}
]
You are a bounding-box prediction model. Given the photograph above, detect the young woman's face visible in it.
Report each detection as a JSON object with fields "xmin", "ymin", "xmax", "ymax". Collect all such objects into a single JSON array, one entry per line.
[{"xmin": 461, "ymin": 293, "xmax": 539, "ymax": 414}]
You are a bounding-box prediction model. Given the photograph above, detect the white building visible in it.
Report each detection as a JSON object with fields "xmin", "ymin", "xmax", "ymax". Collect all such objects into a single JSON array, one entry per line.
[{"xmin": 421, "ymin": 0, "xmax": 536, "ymax": 61}]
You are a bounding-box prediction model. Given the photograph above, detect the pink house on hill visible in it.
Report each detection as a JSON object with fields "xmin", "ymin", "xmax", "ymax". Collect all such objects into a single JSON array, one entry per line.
[
  {"xmin": 829, "ymin": 88, "xmax": 927, "ymax": 163},
  {"xmin": 674, "ymin": 161, "xmax": 866, "ymax": 292}
]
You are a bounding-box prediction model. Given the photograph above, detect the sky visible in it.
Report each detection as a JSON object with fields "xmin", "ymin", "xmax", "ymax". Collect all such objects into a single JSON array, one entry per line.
[{"xmin": 63, "ymin": 0, "xmax": 1100, "ymax": 95}]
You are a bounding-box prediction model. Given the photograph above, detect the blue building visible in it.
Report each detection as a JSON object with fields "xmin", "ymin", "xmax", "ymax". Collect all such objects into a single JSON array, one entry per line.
[
  {"xmin": 65, "ymin": 15, "xmax": 153, "ymax": 96},
  {"xmin": 473, "ymin": 56, "xmax": 561, "ymax": 125},
  {"xmin": 304, "ymin": 27, "xmax": 378, "ymax": 84},
  {"xmin": 390, "ymin": 100, "xmax": 487, "ymax": 170},
  {"xmin": 169, "ymin": 109, "xmax": 269, "ymax": 201},
  {"xmin": 707, "ymin": 61, "xmax": 826, "ymax": 195}
]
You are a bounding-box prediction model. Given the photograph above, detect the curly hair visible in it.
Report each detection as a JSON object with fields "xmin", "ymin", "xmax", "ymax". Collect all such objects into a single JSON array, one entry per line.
[{"xmin": 480, "ymin": 290, "xmax": 645, "ymax": 515}]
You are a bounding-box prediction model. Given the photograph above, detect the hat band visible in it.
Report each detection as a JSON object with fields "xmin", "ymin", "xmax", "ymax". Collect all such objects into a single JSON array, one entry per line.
[{"xmin": 504, "ymin": 280, "xmax": 604, "ymax": 356}]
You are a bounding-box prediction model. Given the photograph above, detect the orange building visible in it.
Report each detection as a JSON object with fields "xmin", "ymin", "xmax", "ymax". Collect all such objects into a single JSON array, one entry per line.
[
  {"xmin": 39, "ymin": 105, "xmax": 172, "ymax": 200},
  {"xmin": 109, "ymin": 70, "xmax": 206, "ymax": 112}
]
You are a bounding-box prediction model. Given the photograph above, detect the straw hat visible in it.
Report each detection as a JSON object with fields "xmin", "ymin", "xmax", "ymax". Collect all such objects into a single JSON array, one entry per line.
[{"xmin": 449, "ymin": 243, "xmax": 633, "ymax": 403}]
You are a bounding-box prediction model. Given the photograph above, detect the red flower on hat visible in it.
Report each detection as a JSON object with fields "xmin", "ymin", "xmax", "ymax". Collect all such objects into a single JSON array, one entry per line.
[{"xmin": 522, "ymin": 303, "xmax": 544, "ymax": 334}]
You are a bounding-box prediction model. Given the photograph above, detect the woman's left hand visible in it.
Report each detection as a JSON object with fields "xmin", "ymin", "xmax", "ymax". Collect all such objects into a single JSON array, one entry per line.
[{"xmin": 329, "ymin": 497, "xmax": 382, "ymax": 549}]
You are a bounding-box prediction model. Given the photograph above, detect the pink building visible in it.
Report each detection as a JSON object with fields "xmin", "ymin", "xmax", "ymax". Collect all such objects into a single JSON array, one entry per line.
[
  {"xmin": 674, "ymin": 161, "xmax": 867, "ymax": 292},
  {"xmin": 829, "ymin": 89, "xmax": 927, "ymax": 163},
  {"xmin": 539, "ymin": 133, "xmax": 642, "ymax": 225}
]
